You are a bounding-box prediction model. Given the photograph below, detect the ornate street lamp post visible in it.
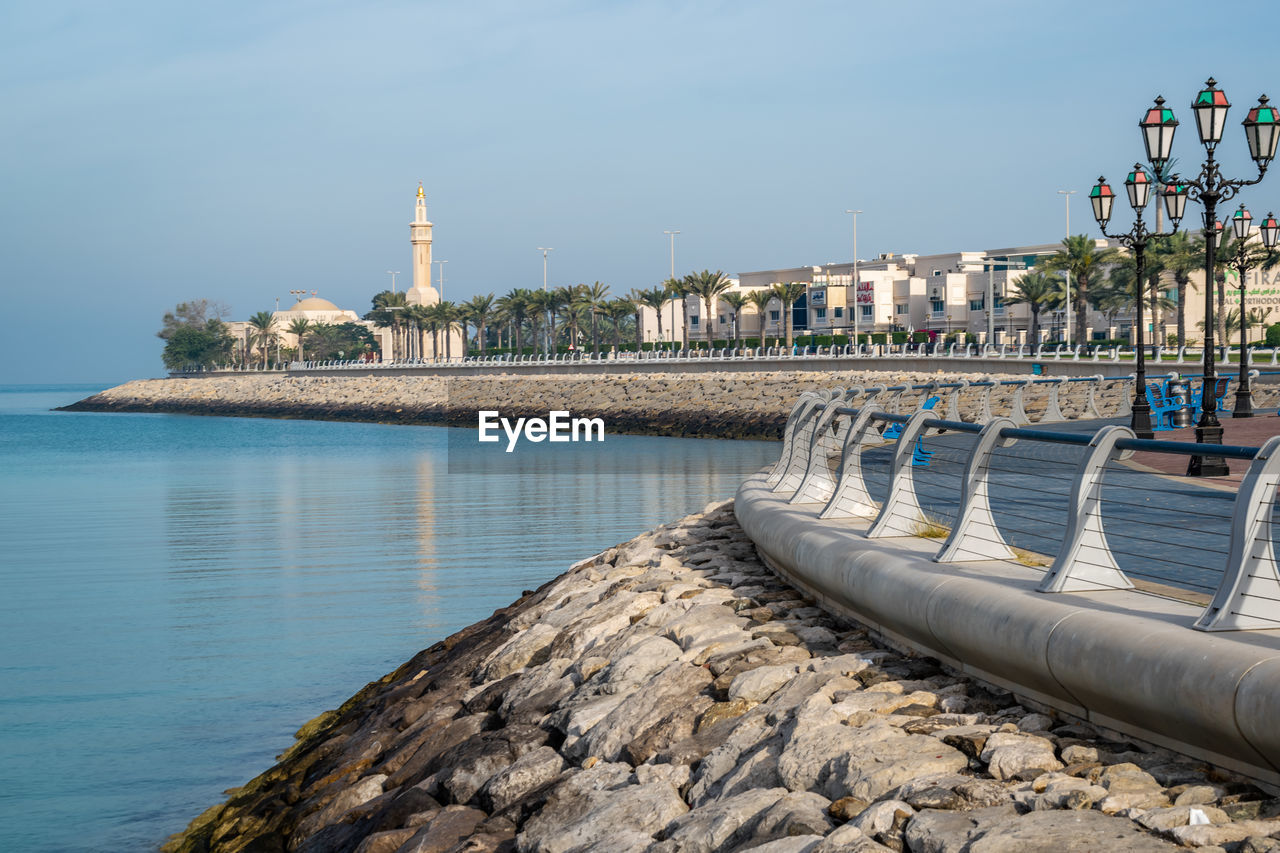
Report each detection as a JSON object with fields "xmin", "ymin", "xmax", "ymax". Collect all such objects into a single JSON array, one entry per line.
[
  {"xmin": 1225, "ymin": 206, "xmax": 1280, "ymax": 416},
  {"xmin": 1091, "ymin": 167, "xmax": 1183, "ymax": 439},
  {"xmin": 1139, "ymin": 80, "xmax": 1279, "ymax": 475}
]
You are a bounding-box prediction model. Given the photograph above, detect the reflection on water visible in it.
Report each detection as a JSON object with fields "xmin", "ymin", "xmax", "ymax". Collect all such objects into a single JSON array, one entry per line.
[{"xmin": 0, "ymin": 388, "xmax": 777, "ymax": 853}]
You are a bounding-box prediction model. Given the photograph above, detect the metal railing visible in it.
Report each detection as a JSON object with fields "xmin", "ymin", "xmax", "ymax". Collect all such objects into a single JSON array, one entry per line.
[
  {"xmin": 170, "ymin": 342, "xmax": 1280, "ymax": 376},
  {"xmin": 765, "ymin": 394, "xmax": 1280, "ymax": 632}
]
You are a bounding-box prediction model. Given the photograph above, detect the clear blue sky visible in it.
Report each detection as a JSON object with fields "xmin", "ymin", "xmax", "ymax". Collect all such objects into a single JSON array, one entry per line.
[{"xmin": 3, "ymin": 0, "xmax": 1278, "ymax": 384}]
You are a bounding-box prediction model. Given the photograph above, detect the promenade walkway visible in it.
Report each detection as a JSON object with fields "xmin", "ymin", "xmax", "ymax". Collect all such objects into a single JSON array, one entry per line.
[{"xmin": 854, "ymin": 411, "xmax": 1280, "ymax": 600}]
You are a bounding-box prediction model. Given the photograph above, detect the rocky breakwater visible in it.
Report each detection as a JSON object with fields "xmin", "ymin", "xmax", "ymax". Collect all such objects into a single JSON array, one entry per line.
[
  {"xmin": 63, "ymin": 370, "xmax": 1147, "ymax": 440},
  {"xmin": 166, "ymin": 502, "xmax": 1280, "ymax": 853}
]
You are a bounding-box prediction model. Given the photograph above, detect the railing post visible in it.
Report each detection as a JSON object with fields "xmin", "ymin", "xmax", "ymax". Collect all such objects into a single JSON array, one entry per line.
[
  {"xmin": 1041, "ymin": 378, "xmax": 1067, "ymax": 423},
  {"xmin": 936, "ymin": 417, "xmax": 1018, "ymax": 562},
  {"xmin": 818, "ymin": 408, "xmax": 882, "ymax": 519},
  {"xmin": 772, "ymin": 391, "xmax": 834, "ymax": 494},
  {"xmin": 1038, "ymin": 425, "xmax": 1137, "ymax": 593},
  {"xmin": 1009, "ymin": 379, "xmax": 1033, "ymax": 426},
  {"xmin": 1116, "ymin": 375, "xmax": 1133, "ymax": 417},
  {"xmin": 765, "ymin": 393, "xmax": 823, "ymax": 487},
  {"xmin": 790, "ymin": 390, "xmax": 861, "ymax": 505},
  {"xmin": 1083, "ymin": 374, "xmax": 1104, "ymax": 419},
  {"xmin": 1195, "ymin": 435, "xmax": 1280, "ymax": 631},
  {"xmin": 977, "ymin": 382, "xmax": 995, "ymax": 422},
  {"xmin": 945, "ymin": 380, "xmax": 969, "ymax": 422},
  {"xmin": 868, "ymin": 410, "xmax": 941, "ymax": 538}
]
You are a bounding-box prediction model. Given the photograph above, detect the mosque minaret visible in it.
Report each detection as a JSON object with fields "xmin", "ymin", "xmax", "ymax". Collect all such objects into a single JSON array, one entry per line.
[{"xmin": 405, "ymin": 183, "xmax": 440, "ymax": 307}]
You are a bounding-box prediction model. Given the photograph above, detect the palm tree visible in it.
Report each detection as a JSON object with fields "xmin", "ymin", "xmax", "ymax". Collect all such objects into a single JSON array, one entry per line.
[
  {"xmin": 466, "ymin": 293, "xmax": 495, "ymax": 355},
  {"xmin": 1039, "ymin": 235, "xmax": 1121, "ymax": 345},
  {"xmin": 720, "ymin": 292, "xmax": 749, "ymax": 348},
  {"xmin": 286, "ymin": 318, "xmax": 311, "ymax": 362},
  {"xmin": 403, "ymin": 303, "xmax": 432, "ymax": 359},
  {"xmin": 770, "ymin": 282, "xmax": 807, "ymax": 349},
  {"xmin": 495, "ymin": 289, "xmax": 532, "ymax": 354},
  {"xmin": 634, "ymin": 286, "xmax": 670, "ymax": 345},
  {"xmin": 430, "ymin": 302, "xmax": 461, "ymax": 360},
  {"xmin": 367, "ymin": 290, "xmax": 408, "ymax": 360},
  {"xmin": 582, "ymin": 281, "xmax": 610, "ymax": 357},
  {"xmin": 666, "ymin": 276, "xmax": 693, "ymax": 350},
  {"xmin": 746, "ymin": 289, "xmax": 775, "ymax": 345},
  {"xmin": 604, "ymin": 298, "xmax": 635, "ymax": 353},
  {"xmin": 628, "ymin": 291, "xmax": 647, "ymax": 353},
  {"xmin": 1151, "ymin": 231, "xmax": 1202, "ymax": 348},
  {"xmin": 248, "ymin": 311, "xmax": 277, "ymax": 368},
  {"xmin": 1005, "ymin": 270, "xmax": 1062, "ymax": 345},
  {"xmin": 684, "ymin": 269, "xmax": 733, "ymax": 346}
]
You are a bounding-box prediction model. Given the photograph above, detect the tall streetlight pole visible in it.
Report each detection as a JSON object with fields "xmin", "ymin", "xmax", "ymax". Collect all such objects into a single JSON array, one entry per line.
[
  {"xmin": 1091, "ymin": 167, "xmax": 1181, "ymax": 440},
  {"xmin": 844, "ymin": 210, "xmax": 862, "ymax": 348},
  {"xmin": 664, "ymin": 230, "xmax": 681, "ymax": 350},
  {"xmin": 537, "ymin": 248, "xmax": 553, "ymax": 291},
  {"xmin": 1138, "ymin": 79, "xmax": 1278, "ymax": 475},
  {"xmin": 386, "ymin": 270, "xmax": 401, "ymax": 294},
  {"xmin": 435, "ymin": 260, "xmax": 448, "ymax": 298},
  {"xmin": 1057, "ymin": 189, "xmax": 1076, "ymax": 236}
]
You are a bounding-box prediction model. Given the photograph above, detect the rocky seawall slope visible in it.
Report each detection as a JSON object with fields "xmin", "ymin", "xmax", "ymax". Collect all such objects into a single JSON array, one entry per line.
[
  {"xmin": 166, "ymin": 502, "xmax": 1280, "ymax": 853},
  {"xmin": 60, "ymin": 370, "xmax": 1160, "ymax": 439}
]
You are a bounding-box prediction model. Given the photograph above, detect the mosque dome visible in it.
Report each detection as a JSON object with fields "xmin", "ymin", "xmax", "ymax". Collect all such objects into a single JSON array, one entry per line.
[{"xmin": 287, "ymin": 297, "xmax": 341, "ymax": 312}]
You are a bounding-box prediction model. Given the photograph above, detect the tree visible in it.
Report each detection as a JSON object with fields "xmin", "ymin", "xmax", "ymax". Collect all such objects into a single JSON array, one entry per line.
[
  {"xmin": 604, "ymin": 298, "xmax": 635, "ymax": 353},
  {"xmin": 495, "ymin": 289, "xmax": 532, "ymax": 353},
  {"xmin": 1005, "ymin": 270, "xmax": 1061, "ymax": 345},
  {"xmin": 1039, "ymin": 235, "xmax": 1121, "ymax": 345},
  {"xmin": 627, "ymin": 291, "xmax": 646, "ymax": 353},
  {"xmin": 746, "ymin": 289, "xmax": 775, "ymax": 344},
  {"xmin": 430, "ymin": 302, "xmax": 461, "ymax": 360},
  {"xmin": 287, "ymin": 318, "xmax": 311, "ymax": 362},
  {"xmin": 157, "ymin": 299, "xmax": 234, "ymax": 369},
  {"xmin": 684, "ymin": 269, "xmax": 734, "ymax": 346},
  {"xmin": 366, "ymin": 290, "xmax": 408, "ymax": 360},
  {"xmin": 666, "ymin": 276, "xmax": 693, "ymax": 350},
  {"xmin": 634, "ymin": 286, "xmax": 670, "ymax": 345},
  {"xmin": 161, "ymin": 322, "xmax": 234, "ymax": 369},
  {"xmin": 403, "ymin": 303, "xmax": 432, "ymax": 359},
  {"xmin": 1151, "ymin": 231, "xmax": 1202, "ymax": 348},
  {"xmin": 466, "ymin": 293, "xmax": 496, "ymax": 355},
  {"xmin": 248, "ymin": 311, "xmax": 277, "ymax": 368},
  {"xmin": 582, "ymin": 282, "xmax": 610, "ymax": 357},
  {"xmin": 770, "ymin": 282, "xmax": 807, "ymax": 349},
  {"xmin": 720, "ymin": 292, "xmax": 749, "ymax": 348},
  {"xmin": 526, "ymin": 289, "xmax": 555, "ymax": 354}
]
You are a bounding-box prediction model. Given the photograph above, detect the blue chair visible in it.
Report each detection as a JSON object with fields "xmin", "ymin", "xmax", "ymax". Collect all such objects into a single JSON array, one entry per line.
[{"xmin": 882, "ymin": 396, "xmax": 940, "ymax": 466}]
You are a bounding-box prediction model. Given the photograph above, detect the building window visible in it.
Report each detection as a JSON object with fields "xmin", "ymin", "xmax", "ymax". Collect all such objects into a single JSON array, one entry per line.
[
  {"xmin": 815, "ymin": 307, "xmax": 827, "ymax": 320},
  {"xmin": 860, "ymin": 305, "xmax": 873, "ymax": 318},
  {"xmin": 833, "ymin": 307, "xmax": 843, "ymax": 318},
  {"xmin": 770, "ymin": 310, "xmax": 780, "ymax": 321},
  {"xmin": 932, "ymin": 270, "xmax": 943, "ymax": 276},
  {"xmin": 969, "ymin": 298, "xmax": 985, "ymax": 311},
  {"xmin": 895, "ymin": 304, "xmax": 908, "ymax": 315},
  {"xmin": 690, "ymin": 316, "xmax": 700, "ymax": 327},
  {"xmin": 930, "ymin": 300, "xmax": 945, "ymax": 313},
  {"xmin": 719, "ymin": 314, "xmax": 727, "ymax": 324}
]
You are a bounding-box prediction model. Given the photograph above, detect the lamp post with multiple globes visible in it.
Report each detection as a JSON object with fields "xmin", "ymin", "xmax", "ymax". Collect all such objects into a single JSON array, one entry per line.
[
  {"xmin": 1090, "ymin": 166, "xmax": 1184, "ymax": 439},
  {"xmin": 1223, "ymin": 205, "xmax": 1280, "ymax": 417},
  {"xmin": 1137, "ymin": 79, "xmax": 1279, "ymax": 475}
]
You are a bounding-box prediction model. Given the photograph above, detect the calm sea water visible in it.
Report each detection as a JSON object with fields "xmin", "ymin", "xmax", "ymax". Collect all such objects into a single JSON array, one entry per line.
[{"xmin": 0, "ymin": 385, "xmax": 777, "ymax": 853}]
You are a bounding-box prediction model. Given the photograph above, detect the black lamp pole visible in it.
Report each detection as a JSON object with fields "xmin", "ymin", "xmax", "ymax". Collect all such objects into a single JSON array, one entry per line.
[
  {"xmin": 1140, "ymin": 81, "xmax": 1278, "ymax": 475},
  {"xmin": 1091, "ymin": 167, "xmax": 1179, "ymax": 440}
]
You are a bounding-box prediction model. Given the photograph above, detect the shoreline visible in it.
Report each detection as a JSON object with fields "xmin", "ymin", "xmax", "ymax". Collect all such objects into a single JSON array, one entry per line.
[
  {"xmin": 165, "ymin": 501, "xmax": 1280, "ymax": 853},
  {"xmin": 56, "ymin": 369, "xmax": 1143, "ymax": 441}
]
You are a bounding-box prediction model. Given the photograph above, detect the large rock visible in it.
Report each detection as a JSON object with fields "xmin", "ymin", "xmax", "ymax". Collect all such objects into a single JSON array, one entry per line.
[
  {"xmin": 516, "ymin": 779, "xmax": 688, "ymax": 853},
  {"xmin": 480, "ymin": 745, "xmax": 567, "ymax": 814},
  {"xmin": 963, "ymin": 809, "xmax": 1182, "ymax": 852},
  {"xmin": 728, "ymin": 664, "xmax": 801, "ymax": 703},
  {"xmin": 657, "ymin": 787, "xmax": 790, "ymax": 852},
  {"xmin": 571, "ymin": 661, "xmax": 713, "ymax": 762},
  {"xmin": 394, "ymin": 804, "xmax": 487, "ymax": 853},
  {"xmin": 979, "ymin": 732, "xmax": 1064, "ymax": 781},
  {"xmin": 476, "ymin": 623, "xmax": 560, "ymax": 682}
]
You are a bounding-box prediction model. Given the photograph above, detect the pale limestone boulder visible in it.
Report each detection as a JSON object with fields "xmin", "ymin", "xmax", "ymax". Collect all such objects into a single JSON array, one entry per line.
[
  {"xmin": 749, "ymin": 790, "xmax": 835, "ymax": 842},
  {"xmin": 736, "ymin": 837, "xmax": 823, "ymax": 853},
  {"xmin": 962, "ymin": 809, "xmax": 1182, "ymax": 852},
  {"xmin": 829, "ymin": 734, "xmax": 970, "ymax": 802},
  {"xmin": 290, "ymin": 773, "xmax": 387, "ymax": 846},
  {"xmin": 591, "ymin": 636, "xmax": 683, "ymax": 693},
  {"xmin": 728, "ymin": 664, "xmax": 801, "ymax": 703},
  {"xmin": 476, "ymin": 623, "xmax": 559, "ymax": 682},
  {"xmin": 480, "ymin": 746, "xmax": 567, "ymax": 813},
  {"xmin": 1137, "ymin": 804, "xmax": 1230, "ymax": 831},
  {"xmin": 657, "ymin": 787, "xmax": 789, "ymax": 853},
  {"xmin": 902, "ymin": 805, "xmax": 1020, "ymax": 853},
  {"xmin": 571, "ymin": 662, "xmax": 713, "ymax": 762},
  {"xmin": 852, "ymin": 799, "xmax": 915, "ymax": 837},
  {"xmin": 516, "ymin": 780, "xmax": 687, "ymax": 853},
  {"xmin": 979, "ymin": 732, "xmax": 1064, "ymax": 781},
  {"xmin": 813, "ymin": 824, "xmax": 896, "ymax": 852}
]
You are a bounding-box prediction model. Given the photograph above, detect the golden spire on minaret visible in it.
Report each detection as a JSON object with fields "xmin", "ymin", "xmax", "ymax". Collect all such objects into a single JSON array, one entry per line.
[{"xmin": 417, "ymin": 182, "xmax": 424, "ymax": 199}]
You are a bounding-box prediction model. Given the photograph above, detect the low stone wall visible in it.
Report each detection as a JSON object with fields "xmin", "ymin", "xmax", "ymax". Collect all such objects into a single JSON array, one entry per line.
[
  {"xmin": 60, "ymin": 370, "xmax": 1170, "ymax": 440},
  {"xmin": 164, "ymin": 502, "xmax": 1280, "ymax": 853}
]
